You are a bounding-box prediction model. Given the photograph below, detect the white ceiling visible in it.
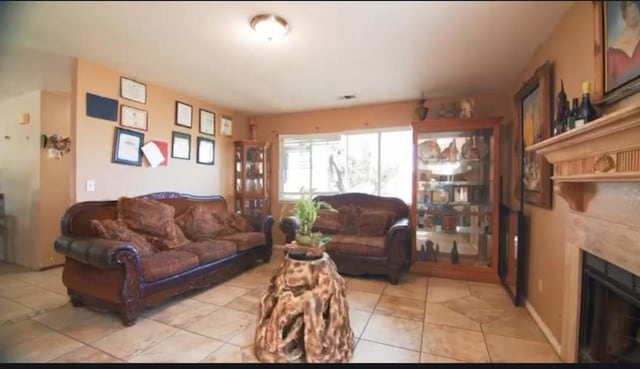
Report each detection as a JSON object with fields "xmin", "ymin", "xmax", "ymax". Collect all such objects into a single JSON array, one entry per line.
[{"xmin": 1, "ymin": 1, "xmax": 574, "ymax": 114}]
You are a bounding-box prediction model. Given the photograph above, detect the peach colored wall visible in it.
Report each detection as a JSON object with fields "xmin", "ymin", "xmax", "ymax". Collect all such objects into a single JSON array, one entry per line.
[
  {"xmin": 254, "ymin": 94, "xmax": 509, "ymax": 244},
  {"xmin": 72, "ymin": 59, "xmax": 248, "ymax": 204},
  {"xmin": 509, "ymin": 1, "xmax": 593, "ymax": 341},
  {"xmin": 38, "ymin": 91, "xmax": 71, "ymax": 269}
]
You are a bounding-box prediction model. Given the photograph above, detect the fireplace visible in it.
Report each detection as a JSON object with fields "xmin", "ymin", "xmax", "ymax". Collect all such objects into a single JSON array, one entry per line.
[{"xmin": 579, "ymin": 251, "xmax": 640, "ymax": 363}]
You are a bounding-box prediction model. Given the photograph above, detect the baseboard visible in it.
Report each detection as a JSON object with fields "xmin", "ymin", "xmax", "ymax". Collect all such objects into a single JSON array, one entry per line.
[{"xmin": 524, "ymin": 299, "xmax": 562, "ymax": 357}]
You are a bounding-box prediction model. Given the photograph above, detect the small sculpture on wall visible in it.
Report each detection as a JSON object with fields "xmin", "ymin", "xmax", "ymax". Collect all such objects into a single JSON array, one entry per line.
[
  {"xmin": 415, "ymin": 97, "xmax": 429, "ymax": 121},
  {"xmin": 457, "ymin": 98, "xmax": 475, "ymax": 118},
  {"xmin": 41, "ymin": 134, "xmax": 72, "ymax": 159},
  {"xmin": 437, "ymin": 102, "xmax": 457, "ymax": 119}
]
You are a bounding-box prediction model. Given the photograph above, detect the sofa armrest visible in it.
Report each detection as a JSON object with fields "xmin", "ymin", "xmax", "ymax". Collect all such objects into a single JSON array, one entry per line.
[
  {"xmin": 54, "ymin": 235, "xmax": 141, "ymax": 269},
  {"xmin": 279, "ymin": 216, "xmax": 300, "ymax": 243},
  {"xmin": 246, "ymin": 214, "xmax": 274, "ymax": 234},
  {"xmin": 384, "ymin": 217, "xmax": 411, "ymax": 266}
]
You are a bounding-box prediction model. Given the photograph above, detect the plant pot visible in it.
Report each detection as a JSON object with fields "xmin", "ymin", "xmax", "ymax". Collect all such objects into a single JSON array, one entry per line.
[
  {"xmin": 295, "ymin": 232, "xmax": 313, "ymax": 246},
  {"xmin": 287, "ymin": 247, "xmax": 324, "ymax": 261}
]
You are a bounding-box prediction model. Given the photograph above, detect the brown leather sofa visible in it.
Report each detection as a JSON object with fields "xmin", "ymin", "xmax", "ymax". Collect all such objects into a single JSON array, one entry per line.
[
  {"xmin": 54, "ymin": 192, "xmax": 273, "ymax": 326},
  {"xmin": 280, "ymin": 193, "xmax": 410, "ymax": 284}
]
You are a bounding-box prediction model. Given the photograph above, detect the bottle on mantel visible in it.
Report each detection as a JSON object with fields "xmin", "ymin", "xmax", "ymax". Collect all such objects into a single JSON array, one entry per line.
[
  {"xmin": 574, "ymin": 82, "xmax": 598, "ymax": 128},
  {"xmin": 566, "ymin": 97, "xmax": 579, "ymax": 131}
]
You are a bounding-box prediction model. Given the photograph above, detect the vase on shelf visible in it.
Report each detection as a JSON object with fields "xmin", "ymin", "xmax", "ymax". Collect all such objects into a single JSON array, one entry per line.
[{"xmin": 450, "ymin": 241, "xmax": 460, "ymax": 264}]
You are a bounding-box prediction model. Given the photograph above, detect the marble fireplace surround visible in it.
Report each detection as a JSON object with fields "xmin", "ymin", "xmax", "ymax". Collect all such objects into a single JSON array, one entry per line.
[{"xmin": 527, "ymin": 105, "xmax": 640, "ymax": 362}]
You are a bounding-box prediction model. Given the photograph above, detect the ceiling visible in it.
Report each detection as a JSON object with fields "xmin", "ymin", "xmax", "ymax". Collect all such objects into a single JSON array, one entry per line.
[{"xmin": 1, "ymin": 1, "xmax": 574, "ymax": 115}]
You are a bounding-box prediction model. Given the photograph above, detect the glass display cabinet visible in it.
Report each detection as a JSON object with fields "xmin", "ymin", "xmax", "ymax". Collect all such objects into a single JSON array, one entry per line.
[
  {"xmin": 234, "ymin": 140, "xmax": 271, "ymax": 217},
  {"xmin": 411, "ymin": 118, "xmax": 501, "ymax": 283}
]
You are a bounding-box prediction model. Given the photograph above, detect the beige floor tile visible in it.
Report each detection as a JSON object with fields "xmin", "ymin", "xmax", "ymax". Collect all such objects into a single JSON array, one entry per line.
[
  {"xmin": 422, "ymin": 323, "xmax": 489, "ymax": 363},
  {"xmin": 0, "ymin": 279, "xmax": 33, "ymax": 297},
  {"xmin": 468, "ymin": 281, "xmax": 509, "ymax": 298},
  {"xmin": 361, "ymin": 314, "xmax": 423, "ymax": 351},
  {"xmin": 128, "ymin": 330, "xmax": 224, "ymax": 363},
  {"xmin": 482, "ymin": 309, "xmax": 546, "ymax": 342},
  {"xmin": 228, "ymin": 321, "xmax": 257, "ymax": 347},
  {"xmin": 142, "ymin": 298, "xmax": 221, "ymax": 328},
  {"xmin": 47, "ymin": 309, "xmax": 124, "ymax": 344},
  {"xmin": 349, "ymin": 308, "xmax": 371, "ymax": 338},
  {"xmin": 91, "ymin": 318, "xmax": 178, "ymax": 360},
  {"xmin": 424, "ymin": 302, "xmax": 481, "ymax": 331},
  {"xmin": 383, "ymin": 274, "xmax": 428, "ymax": 301},
  {"xmin": 0, "ymin": 297, "xmax": 35, "ymax": 323},
  {"xmin": 33, "ymin": 304, "xmax": 109, "ymax": 329},
  {"xmin": 49, "ymin": 345, "xmax": 124, "ymax": 363},
  {"xmin": 192, "ymin": 284, "xmax": 251, "ymax": 306},
  {"xmin": 374, "ymin": 295, "xmax": 425, "ymax": 321},
  {"xmin": 346, "ymin": 277, "xmax": 388, "ymax": 294},
  {"xmin": 351, "ymin": 339, "xmax": 419, "ymax": 363},
  {"xmin": 225, "ymin": 271, "xmax": 270, "ymax": 289},
  {"xmin": 0, "ymin": 320, "xmax": 56, "ymax": 351},
  {"xmin": 420, "ymin": 352, "xmax": 466, "ymax": 363},
  {"xmin": 485, "ymin": 334, "xmax": 561, "ymax": 363},
  {"xmin": 442, "ymin": 295, "xmax": 506, "ymax": 324},
  {"xmin": 347, "ymin": 290, "xmax": 380, "ymax": 313},
  {"xmin": 182, "ymin": 306, "xmax": 256, "ymax": 342},
  {"xmin": 226, "ymin": 287, "xmax": 266, "ymax": 314},
  {"xmin": 426, "ymin": 278, "xmax": 470, "ymax": 303},
  {"xmin": 10, "ymin": 290, "xmax": 68, "ymax": 312},
  {"xmin": 0, "ymin": 330, "xmax": 83, "ymax": 363},
  {"xmin": 200, "ymin": 343, "xmax": 259, "ymax": 363}
]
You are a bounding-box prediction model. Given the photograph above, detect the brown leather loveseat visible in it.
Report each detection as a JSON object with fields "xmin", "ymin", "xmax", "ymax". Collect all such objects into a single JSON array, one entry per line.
[
  {"xmin": 280, "ymin": 193, "xmax": 410, "ymax": 284},
  {"xmin": 54, "ymin": 192, "xmax": 273, "ymax": 326}
]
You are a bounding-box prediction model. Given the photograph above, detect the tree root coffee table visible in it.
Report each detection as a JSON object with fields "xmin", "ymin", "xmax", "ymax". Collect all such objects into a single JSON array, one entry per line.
[{"xmin": 254, "ymin": 252, "xmax": 355, "ymax": 363}]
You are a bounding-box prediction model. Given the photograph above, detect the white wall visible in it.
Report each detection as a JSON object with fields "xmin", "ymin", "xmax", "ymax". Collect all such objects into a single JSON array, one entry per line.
[{"xmin": 0, "ymin": 90, "xmax": 41, "ymax": 268}]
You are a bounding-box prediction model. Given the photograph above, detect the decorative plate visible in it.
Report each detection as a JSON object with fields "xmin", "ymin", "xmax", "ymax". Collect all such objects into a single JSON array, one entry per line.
[{"xmin": 418, "ymin": 140, "xmax": 441, "ymax": 162}]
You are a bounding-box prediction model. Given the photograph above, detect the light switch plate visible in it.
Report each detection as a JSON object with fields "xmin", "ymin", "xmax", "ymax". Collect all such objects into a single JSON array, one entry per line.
[{"xmin": 86, "ymin": 179, "xmax": 95, "ymax": 192}]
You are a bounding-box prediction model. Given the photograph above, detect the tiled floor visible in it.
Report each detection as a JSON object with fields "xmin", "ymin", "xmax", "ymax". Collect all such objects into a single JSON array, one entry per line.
[{"xmin": 0, "ymin": 248, "xmax": 562, "ymax": 363}]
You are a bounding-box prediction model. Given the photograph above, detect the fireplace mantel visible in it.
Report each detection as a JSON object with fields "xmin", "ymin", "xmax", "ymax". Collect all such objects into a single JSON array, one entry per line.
[{"xmin": 526, "ymin": 105, "xmax": 640, "ymax": 211}]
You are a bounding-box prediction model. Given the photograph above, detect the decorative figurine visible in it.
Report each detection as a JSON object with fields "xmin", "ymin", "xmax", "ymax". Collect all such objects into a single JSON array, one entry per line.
[
  {"xmin": 457, "ymin": 98, "xmax": 475, "ymax": 119},
  {"xmin": 425, "ymin": 240, "xmax": 436, "ymax": 262},
  {"xmin": 435, "ymin": 243, "xmax": 440, "ymax": 263},
  {"xmin": 451, "ymin": 241, "xmax": 460, "ymax": 264},
  {"xmin": 415, "ymin": 97, "xmax": 429, "ymax": 121}
]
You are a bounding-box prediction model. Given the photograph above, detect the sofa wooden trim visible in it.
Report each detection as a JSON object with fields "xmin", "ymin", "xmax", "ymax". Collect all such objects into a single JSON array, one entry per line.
[{"xmin": 55, "ymin": 192, "xmax": 273, "ymax": 326}]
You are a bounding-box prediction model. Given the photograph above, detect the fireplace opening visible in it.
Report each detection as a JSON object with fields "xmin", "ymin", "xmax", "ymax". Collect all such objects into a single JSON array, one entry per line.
[{"xmin": 579, "ymin": 252, "xmax": 640, "ymax": 363}]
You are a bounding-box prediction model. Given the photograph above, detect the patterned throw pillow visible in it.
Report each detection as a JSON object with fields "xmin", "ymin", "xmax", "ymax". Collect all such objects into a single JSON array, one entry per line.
[
  {"xmin": 90, "ymin": 218, "xmax": 158, "ymax": 256},
  {"xmin": 355, "ymin": 211, "xmax": 395, "ymax": 236},
  {"xmin": 175, "ymin": 205, "xmax": 223, "ymax": 241},
  {"xmin": 144, "ymin": 226, "xmax": 190, "ymax": 251},
  {"xmin": 313, "ymin": 209, "xmax": 342, "ymax": 234},
  {"xmin": 210, "ymin": 211, "xmax": 252, "ymax": 235},
  {"xmin": 117, "ymin": 197, "xmax": 177, "ymax": 239}
]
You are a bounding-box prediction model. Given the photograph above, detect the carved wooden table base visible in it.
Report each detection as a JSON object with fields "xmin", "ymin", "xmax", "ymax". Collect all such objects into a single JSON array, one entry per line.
[{"xmin": 254, "ymin": 253, "xmax": 355, "ymax": 363}]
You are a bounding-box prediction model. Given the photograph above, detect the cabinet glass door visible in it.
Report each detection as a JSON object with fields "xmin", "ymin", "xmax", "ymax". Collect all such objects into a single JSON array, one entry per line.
[
  {"xmin": 415, "ymin": 128, "xmax": 494, "ymax": 267},
  {"xmin": 245, "ymin": 146, "xmax": 265, "ymax": 194}
]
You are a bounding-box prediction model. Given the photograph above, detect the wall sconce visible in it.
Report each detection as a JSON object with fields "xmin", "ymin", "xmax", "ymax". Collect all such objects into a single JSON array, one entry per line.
[{"xmin": 41, "ymin": 134, "xmax": 72, "ymax": 158}]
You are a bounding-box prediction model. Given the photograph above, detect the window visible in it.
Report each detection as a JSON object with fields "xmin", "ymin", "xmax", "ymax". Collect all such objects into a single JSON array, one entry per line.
[{"xmin": 279, "ymin": 128, "xmax": 412, "ymax": 203}]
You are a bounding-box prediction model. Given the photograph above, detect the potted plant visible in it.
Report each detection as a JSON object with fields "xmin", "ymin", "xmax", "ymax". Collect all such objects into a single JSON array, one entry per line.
[{"xmin": 282, "ymin": 187, "xmax": 336, "ymax": 260}]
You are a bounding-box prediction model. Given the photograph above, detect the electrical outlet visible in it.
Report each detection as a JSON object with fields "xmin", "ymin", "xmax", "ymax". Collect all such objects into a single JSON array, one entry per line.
[
  {"xmin": 537, "ymin": 279, "xmax": 543, "ymax": 293},
  {"xmin": 86, "ymin": 179, "xmax": 95, "ymax": 192}
]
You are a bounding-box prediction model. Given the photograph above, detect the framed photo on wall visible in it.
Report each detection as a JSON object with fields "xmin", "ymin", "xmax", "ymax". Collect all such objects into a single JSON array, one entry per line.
[
  {"xmin": 175, "ymin": 101, "xmax": 193, "ymax": 128},
  {"xmin": 120, "ymin": 77, "xmax": 147, "ymax": 104},
  {"xmin": 221, "ymin": 116, "xmax": 233, "ymax": 136},
  {"xmin": 171, "ymin": 131, "xmax": 191, "ymax": 160},
  {"xmin": 593, "ymin": 1, "xmax": 640, "ymax": 105},
  {"xmin": 112, "ymin": 127, "xmax": 144, "ymax": 166},
  {"xmin": 196, "ymin": 136, "xmax": 215, "ymax": 165},
  {"xmin": 199, "ymin": 109, "xmax": 216, "ymax": 136},
  {"xmin": 513, "ymin": 61, "xmax": 553, "ymax": 209},
  {"xmin": 120, "ymin": 105, "xmax": 148, "ymax": 131}
]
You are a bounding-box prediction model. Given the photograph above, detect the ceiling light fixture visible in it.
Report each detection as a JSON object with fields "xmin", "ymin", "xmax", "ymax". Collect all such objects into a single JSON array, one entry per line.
[{"xmin": 250, "ymin": 14, "xmax": 290, "ymax": 41}]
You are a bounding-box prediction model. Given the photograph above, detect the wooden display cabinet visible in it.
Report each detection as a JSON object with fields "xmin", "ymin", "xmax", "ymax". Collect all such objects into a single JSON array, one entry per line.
[
  {"xmin": 233, "ymin": 140, "xmax": 271, "ymax": 217},
  {"xmin": 410, "ymin": 117, "xmax": 501, "ymax": 283}
]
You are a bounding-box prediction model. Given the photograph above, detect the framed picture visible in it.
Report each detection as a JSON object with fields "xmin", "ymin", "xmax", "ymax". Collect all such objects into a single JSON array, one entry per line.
[
  {"xmin": 120, "ymin": 77, "xmax": 147, "ymax": 104},
  {"xmin": 513, "ymin": 61, "xmax": 553, "ymax": 209},
  {"xmin": 196, "ymin": 136, "xmax": 215, "ymax": 165},
  {"xmin": 594, "ymin": 1, "xmax": 640, "ymax": 105},
  {"xmin": 221, "ymin": 116, "xmax": 233, "ymax": 136},
  {"xmin": 120, "ymin": 105, "xmax": 148, "ymax": 131},
  {"xmin": 199, "ymin": 109, "xmax": 216, "ymax": 136},
  {"xmin": 171, "ymin": 131, "xmax": 191, "ymax": 160},
  {"xmin": 175, "ymin": 101, "xmax": 193, "ymax": 128},
  {"xmin": 112, "ymin": 127, "xmax": 144, "ymax": 166}
]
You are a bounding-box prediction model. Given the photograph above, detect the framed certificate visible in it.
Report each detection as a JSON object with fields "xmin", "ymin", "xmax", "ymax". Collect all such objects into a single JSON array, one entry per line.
[
  {"xmin": 221, "ymin": 116, "xmax": 233, "ymax": 136},
  {"xmin": 199, "ymin": 109, "xmax": 215, "ymax": 136},
  {"xmin": 197, "ymin": 136, "xmax": 215, "ymax": 165},
  {"xmin": 120, "ymin": 105, "xmax": 148, "ymax": 131},
  {"xmin": 176, "ymin": 101, "xmax": 193, "ymax": 128},
  {"xmin": 112, "ymin": 127, "xmax": 144, "ymax": 166},
  {"xmin": 171, "ymin": 131, "xmax": 191, "ymax": 160},
  {"xmin": 120, "ymin": 77, "xmax": 147, "ymax": 104}
]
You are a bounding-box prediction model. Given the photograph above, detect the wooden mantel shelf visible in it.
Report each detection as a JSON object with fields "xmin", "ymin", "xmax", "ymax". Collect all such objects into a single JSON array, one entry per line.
[{"xmin": 526, "ymin": 105, "xmax": 640, "ymax": 212}]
